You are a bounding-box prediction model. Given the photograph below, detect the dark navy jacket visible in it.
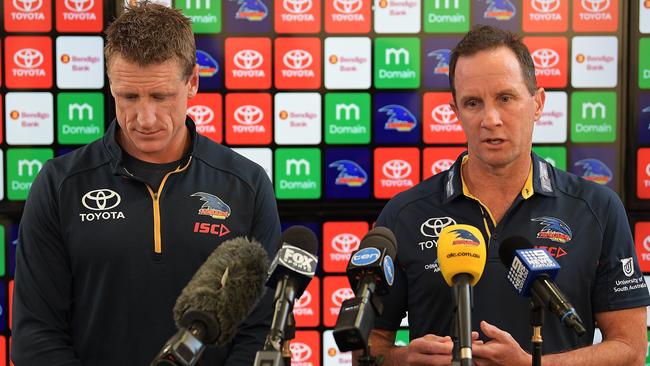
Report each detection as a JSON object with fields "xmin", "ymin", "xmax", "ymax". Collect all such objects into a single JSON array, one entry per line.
[
  {"xmin": 12, "ymin": 118, "xmax": 281, "ymax": 365},
  {"xmin": 376, "ymin": 152, "xmax": 650, "ymax": 354}
]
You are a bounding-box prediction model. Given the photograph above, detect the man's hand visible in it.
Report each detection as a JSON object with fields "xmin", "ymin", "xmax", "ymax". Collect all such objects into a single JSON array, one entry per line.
[
  {"xmin": 472, "ymin": 321, "xmax": 531, "ymax": 366},
  {"xmin": 405, "ymin": 334, "xmax": 454, "ymax": 366}
]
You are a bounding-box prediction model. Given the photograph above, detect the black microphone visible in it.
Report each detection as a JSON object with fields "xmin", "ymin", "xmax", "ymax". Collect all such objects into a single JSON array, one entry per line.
[
  {"xmin": 151, "ymin": 237, "xmax": 269, "ymax": 366},
  {"xmin": 499, "ymin": 236, "xmax": 586, "ymax": 336},
  {"xmin": 333, "ymin": 226, "xmax": 397, "ymax": 352},
  {"xmin": 254, "ymin": 226, "xmax": 318, "ymax": 366}
]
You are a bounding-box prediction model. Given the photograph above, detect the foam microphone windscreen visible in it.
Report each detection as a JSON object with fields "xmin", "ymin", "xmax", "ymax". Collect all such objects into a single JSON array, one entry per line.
[
  {"xmin": 437, "ymin": 224, "xmax": 487, "ymax": 286},
  {"xmin": 359, "ymin": 226, "xmax": 397, "ymax": 259},
  {"xmin": 173, "ymin": 236, "xmax": 269, "ymax": 347},
  {"xmin": 498, "ymin": 236, "xmax": 533, "ymax": 267},
  {"xmin": 278, "ymin": 225, "xmax": 318, "ymax": 255}
]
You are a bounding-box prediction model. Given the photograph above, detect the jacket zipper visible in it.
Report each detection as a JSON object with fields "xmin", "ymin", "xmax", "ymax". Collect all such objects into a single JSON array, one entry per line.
[{"xmin": 145, "ymin": 157, "xmax": 192, "ymax": 254}]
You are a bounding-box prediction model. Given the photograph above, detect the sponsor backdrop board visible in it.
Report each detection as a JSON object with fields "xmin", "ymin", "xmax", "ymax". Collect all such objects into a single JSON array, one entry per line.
[{"xmin": 1, "ymin": 0, "xmax": 648, "ymax": 365}]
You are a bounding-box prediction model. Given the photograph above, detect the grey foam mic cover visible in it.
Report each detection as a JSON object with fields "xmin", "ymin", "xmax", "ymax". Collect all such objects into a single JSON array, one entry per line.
[{"xmin": 173, "ymin": 236, "xmax": 269, "ymax": 346}]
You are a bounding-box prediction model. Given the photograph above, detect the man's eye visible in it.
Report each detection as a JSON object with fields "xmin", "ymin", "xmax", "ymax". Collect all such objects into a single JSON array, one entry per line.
[
  {"xmin": 465, "ymin": 100, "xmax": 479, "ymax": 108},
  {"xmin": 500, "ymin": 95, "xmax": 512, "ymax": 103}
]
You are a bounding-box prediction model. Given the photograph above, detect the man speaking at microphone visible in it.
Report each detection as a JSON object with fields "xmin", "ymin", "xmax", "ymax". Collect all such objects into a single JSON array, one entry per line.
[
  {"xmin": 367, "ymin": 25, "xmax": 650, "ymax": 366},
  {"xmin": 12, "ymin": 3, "xmax": 280, "ymax": 365}
]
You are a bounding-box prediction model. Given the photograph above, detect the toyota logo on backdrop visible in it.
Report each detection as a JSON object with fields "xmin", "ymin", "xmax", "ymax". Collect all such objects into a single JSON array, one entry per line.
[
  {"xmin": 233, "ymin": 50, "xmax": 263, "ymax": 70},
  {"xmin": 82, "ymin": 189, "xmax": 122, "ymax": 211},
  {"xmin": 290, "ymin": 342, "xmax": 312, "ymax": 362},
  {"xmin": 13, "ymin": 0, "xmax": 43, "ymax": 12},
  {"xmin": 383, "ymin": 160, "xmax": 412, "ymax": 179},
  {"xmin": 581, "ymin": 0, "xmax": 609, "ymax": 12},
  {"xmin": 420, "ymin": 217, "xmax": 457, "ymax": 238},
  {"xmin": 431, "ymin": 159, "xmax": 455, "ymax": 175},
  {"xmin": 331, "ymin": 288, "xmax": 355, "ymax": 307},
  {"xmin": 283, "ymin": 50, "xmax": 313, "ymax": 70},
  {"xmin": 531, "ymin": 0, "xmax": 560, "ymax": 13},
  {"xmin": 234, "ymin": 105, "xmax": 264, "ymax": 125},
  {"xmin": 431, "ymin": 104, "xmax": 458, "ymax": 124},
  {"xmin": 294, "ymin": 290, "xmax": 312, "ymax": 308},
  {"xmin": 283, "ymin": 0, "xmax": 312, "ymax": 13},
  {"xmin": 333, "ymin": 0, "xmax": 362, "ymax": 14},
  {"xmin": 531, "ymin": 49, "xmax": 559, "ymax": 69},
  {"xmin": 65, "ymin": 0, "xmax": 93, "ymax": 12},
  {"xmin": 187, "ymin": 106, "xmax": 214, "ymax": 125},
  {"xmin": 331, "ymin": 233, "xmax": 361, "ymax": 253},
  {"xmin": 14, "ymin": 49, "xmax": 44, "ymax": 69}
]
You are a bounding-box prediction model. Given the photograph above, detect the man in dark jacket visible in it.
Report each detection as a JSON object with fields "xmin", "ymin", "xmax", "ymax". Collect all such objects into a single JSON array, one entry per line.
[{"xmin": 11, "ymin": 3, "xmax": 281, "ymax": 365}]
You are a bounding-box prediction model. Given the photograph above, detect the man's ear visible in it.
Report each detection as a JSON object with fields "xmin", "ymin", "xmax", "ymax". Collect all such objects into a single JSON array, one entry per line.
[
  {"xmin": 533, "ymin": 87, "xmax": 546, "ymax": 121},
  {"xmin": 187, "ymin": 64, "xmax": 199, "ymax": 99}
]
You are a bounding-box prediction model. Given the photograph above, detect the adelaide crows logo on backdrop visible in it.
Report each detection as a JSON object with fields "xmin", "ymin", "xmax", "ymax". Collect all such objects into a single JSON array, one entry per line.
[
  {"xmin": 233, "ymin": 0, "xmax": 268, "ymax": 21},
  {"xmin": 191, "ymin": 192, "xmax": 231, "ymax": 220},
  {"xmin": 196, "ymin": 50, "xmax": 219, "ymax": 77},
  {"xmin": 378, "ymin": 104, "xmax": 417, "ymax": 132},
  {"xmin": 427, "ymin": 49, "xmax": 450, "ymax": 76},
  {"xmin": 531, "ymin": 216, "xmax": 572, "ymax": 243},
  {"xmin": 574, "ymin": 158, "xmax": 613, "ymax": 185},
  {"xmin": 328, "ymin": 160, "xmax": 368, "ymax": 187},
  {"xmin": 484, "ymin": 0, "xmax": 516, "ymax": 20}
]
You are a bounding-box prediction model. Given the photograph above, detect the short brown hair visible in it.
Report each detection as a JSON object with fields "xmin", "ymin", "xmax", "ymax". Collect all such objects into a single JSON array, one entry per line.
[
  {"xmin": 105, "ymin": 2, "xmax": 196, "ymax": 81},
  {"xmin": 449, "ymin": 24, "xmax": 537, "ymax": 99}
]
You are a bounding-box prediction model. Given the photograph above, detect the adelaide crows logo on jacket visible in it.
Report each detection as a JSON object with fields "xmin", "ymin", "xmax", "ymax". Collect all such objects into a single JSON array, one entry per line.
[
  {"xmin": 531, "ymin": 216, "xmax": 572, "ymax": 244},
  {"xmin": 191, "ymin": 192, "xmax": 231, "ymax": 220}
]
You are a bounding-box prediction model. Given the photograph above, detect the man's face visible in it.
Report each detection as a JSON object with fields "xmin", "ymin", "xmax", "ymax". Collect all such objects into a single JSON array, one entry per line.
[
  {"xmin": 451, "ymin": 47, "xmax": 545, "ymax": 170},
  {"xmin": 108, "ymin": 55, "xmax": 198, "ymax": 163}
]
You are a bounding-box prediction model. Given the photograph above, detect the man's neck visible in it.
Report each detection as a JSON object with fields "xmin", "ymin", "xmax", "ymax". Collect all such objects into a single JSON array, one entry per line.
[{"xmin": 462, "ymin": 155, "xmax": 532, "ymax": 224}]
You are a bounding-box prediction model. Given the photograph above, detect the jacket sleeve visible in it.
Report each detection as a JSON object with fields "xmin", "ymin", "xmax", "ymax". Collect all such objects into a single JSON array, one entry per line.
[
  {"xmin": 224, "ymin": 168, "xmax": 281, "ymax": 365},
  {"xmin": 11, "ymin": 162, "xmax": 82, "ymax": 366}
]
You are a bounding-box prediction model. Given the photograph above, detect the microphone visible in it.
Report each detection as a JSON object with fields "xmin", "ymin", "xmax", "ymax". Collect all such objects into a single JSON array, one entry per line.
[
  {"xmin": 437, "ymin": 224, "xmax": 487, "ymax": 366},
  {"xmin": 151, "ymin": 237, "xmax": 269, "ymax": 366},
  {"xmin": 499, "ymin": 236, "xmax": 586, "ymax": 336},
  {"xmin": 254, "ymin": 226, "xmax": 318, "ymax": 366},
  {"xmin": 333, "ymin": 226, "xmax": 397, "ymax": 352}
]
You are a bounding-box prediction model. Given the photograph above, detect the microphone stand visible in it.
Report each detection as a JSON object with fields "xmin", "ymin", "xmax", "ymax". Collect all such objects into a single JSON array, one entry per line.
[
  {"xmin": 356, "ymin": 339, "xmax": 384, "ymax": 366},
  {"xmin": 451, "ymin": 285, "xmax": 461, "ymax": 366},
  {"xmin": 530, "ymin": 294, "xmax": 544, "ymax": 366},
  {"xmin": 281, "ymin": 314, "xmax": 295, "ymax": 366}
]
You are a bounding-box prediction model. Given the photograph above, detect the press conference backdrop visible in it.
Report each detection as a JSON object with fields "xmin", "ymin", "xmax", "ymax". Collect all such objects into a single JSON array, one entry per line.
[{"xmin": 0, "ymin": 0, "xmax": 649, "ymax": 364}]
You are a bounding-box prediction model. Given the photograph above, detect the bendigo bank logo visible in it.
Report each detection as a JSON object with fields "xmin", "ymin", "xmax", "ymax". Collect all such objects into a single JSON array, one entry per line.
[
  {"xmin": 574, "ymin": 158, "xmax": 612, "ymax": 185},
  {"xmin": 531, "ymin": 216, "xmax": 572, "ymax": 243},
  {"xmin": 484, "ymin": 0, "xmax": 517, "ymax": 21},
  {"xmin": 233, "ymin": 0, "xmax": 269, "ymax": 21},
  {"xmin": 80, "ymin": 189, "xmax": 125, "ymax": 222},
  {"xmin": 379, "ymin": 105, "xmax": 417, "ymax": 132},
  {"xmin": 328, "ymin": 160, "xmax": 368, "ymax": 187}
]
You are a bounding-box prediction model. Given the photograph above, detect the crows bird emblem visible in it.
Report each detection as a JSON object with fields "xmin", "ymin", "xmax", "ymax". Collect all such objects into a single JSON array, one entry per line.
[
  {"xmin": 329, "ymin": 160, "xmax": 368, "ymax": 187},
  {"xmin": 191, "ymin": 192, "xmax": 231, "ymax": 220}
]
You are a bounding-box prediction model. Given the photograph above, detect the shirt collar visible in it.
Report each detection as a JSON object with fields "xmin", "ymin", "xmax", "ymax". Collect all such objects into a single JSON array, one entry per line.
[{"xmin": 443, "ymin": 151, "xmax": 556, "ymax": 204}]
